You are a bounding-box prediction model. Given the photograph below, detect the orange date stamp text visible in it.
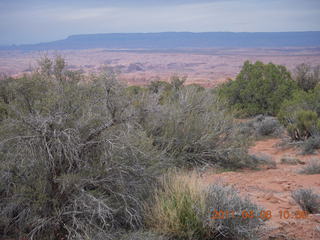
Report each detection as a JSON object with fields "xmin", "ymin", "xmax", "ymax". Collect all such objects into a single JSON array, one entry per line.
[{"xmin": 210, "ymin": 209, "xmax": 308, "ymax": 220}]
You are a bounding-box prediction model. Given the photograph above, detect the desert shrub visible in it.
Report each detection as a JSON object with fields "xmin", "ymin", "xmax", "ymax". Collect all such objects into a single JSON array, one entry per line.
[
  {"xmin": 67, "ymin": 231, "xmax": 168, "ymax": 240},
  {"xmin": 146, "ymin": 171, "xmax": 264, "ymax": 240},
  {"xmin": 126, "ymin": 85, "xmax": 146, "ymax": 96},
  {"xmin": 118, "ymin": 232, "xmax": 168, "ymax": 240},
  {"xmin": 143, "ymin": 85, "xmax": 256, "ymax": 169},
  {"xmin": 278, "ymin": 86, "xmax": 320, "ymax": 141},
  {"xmin": 0, "ymin": 57, "xmax": 168, "ymax": 239},
  {"xmin": 250, "ymin": 154, "xmax": 277, "ymax": 169},
  {"xmin": 280, "ymin": 157, "xmax": 304, "ymax": 165},
  {"xmin": 237, "ymin": 116, "xmax": 282, "ymax": 140},
  {"xmin": 299, "ymin": 159, "xmax": 320, "ymax": 174},
  {"xmin": 256, "ymin": 117, "xmax": 281, "ymax": 136},
  {"xmin": 294, "ymin": 63, "xmax": 320, "ymax": 92},
  {"xmin": 285, "ymin": 110, "xmax": 320, "ymax": 141},
  {"xmin": 292, "ymin": 189, "xmax": 320, "ymax": 213},
  {"xmin": 148, "ymin": 80, "xmax": 172, "ymax": 94},
  {"xmin": 302, "ymin": 136, "xmax": 320, "ymax": 154},
  {"xmin": 0, "ymin": 57, "xmax": 268, "ymax": 239},
  {"xmin": 185, "ymin": 83, "xmax": 205, "ymax": 92},
  {"xmin": 204, "ymin": 184, "xmax": 264, "ymax": 240},
  {"xmin": 218, "ymin": 61, "xmax": 297, "ymax": 116},
  {"xmin": 170, "ymin": 75, "xmax": 186, "ymax": 91}
]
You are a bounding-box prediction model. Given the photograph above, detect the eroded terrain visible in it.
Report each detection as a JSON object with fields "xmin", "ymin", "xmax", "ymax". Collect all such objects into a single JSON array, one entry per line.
[{"xmin": 1, "ymin": 47, "xmax": 320, "ymax": 86}]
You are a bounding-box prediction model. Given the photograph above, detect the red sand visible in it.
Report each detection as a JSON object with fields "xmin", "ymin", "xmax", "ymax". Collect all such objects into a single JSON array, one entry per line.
[{"xmin": 203, "ymin": 138, "xmax": 320, "ymax": 240}]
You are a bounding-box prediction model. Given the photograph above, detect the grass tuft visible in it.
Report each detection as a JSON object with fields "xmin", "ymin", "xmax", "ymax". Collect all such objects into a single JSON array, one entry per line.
[
  {"xmin": 292, "ymin": 189, "xmax": 320, "ymax": 214},
  {"xmin": 299, "ymin": 159, "xmax": 320, "ymax": 174}
]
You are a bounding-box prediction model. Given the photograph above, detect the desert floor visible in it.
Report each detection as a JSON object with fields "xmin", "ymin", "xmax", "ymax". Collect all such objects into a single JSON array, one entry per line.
[
  {"xmin": 1, "ymin": 47, "xmax": 320, "ymax": 86},
  {"xmin": 203, "ymin": 137, "xmax": 320, "ymax": 240}
]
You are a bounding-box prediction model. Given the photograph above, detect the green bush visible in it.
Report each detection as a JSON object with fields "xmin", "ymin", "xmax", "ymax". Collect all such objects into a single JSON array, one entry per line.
[
  {"xmin": 146, "ymin": 171, "xmax": 264, "ymax": 240},
  {"xmin": 278, "ymin": 85, "xmax": 320, "ymax": 140},
  {"xmin": 278, "ymin": 86, "xmax": 320, "ymax": 141},
  {"xmin": 286, "ymin": 110, "xmax": 320, "ymax": 140},
  {"xmin": 146, "ymin": 171, "xmax": 206, "ymax": 240},
  {"xmin": 218, "ymin": 61, "xmax": 297, "ymax": 116}
]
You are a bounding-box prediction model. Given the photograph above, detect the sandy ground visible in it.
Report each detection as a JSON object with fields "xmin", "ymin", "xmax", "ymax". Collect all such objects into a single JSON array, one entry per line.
[{"xmin": 203, "ymin": 138, "xmax": 320, "ymax": 240}]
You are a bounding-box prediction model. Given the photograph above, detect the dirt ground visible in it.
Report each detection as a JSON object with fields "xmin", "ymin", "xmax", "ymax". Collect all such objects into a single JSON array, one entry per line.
[{"xmin": 203, "ymin": 138, "xmax": 320, "ymax": 240}]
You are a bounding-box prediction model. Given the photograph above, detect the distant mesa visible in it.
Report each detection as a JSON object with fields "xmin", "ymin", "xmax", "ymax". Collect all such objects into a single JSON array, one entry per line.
[{"xmin": 1, "ymin": 32, "xmax": 320, "ymax": 51}]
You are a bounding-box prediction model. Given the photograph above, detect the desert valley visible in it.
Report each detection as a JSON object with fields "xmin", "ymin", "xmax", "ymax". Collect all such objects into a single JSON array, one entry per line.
[
  {"xmin": 1, "ymin": 1, "xmax": 320, "ymax": 239},
  {"xmin": 1, "ymin": 47, "xmax": 320, "ymax": 86}
]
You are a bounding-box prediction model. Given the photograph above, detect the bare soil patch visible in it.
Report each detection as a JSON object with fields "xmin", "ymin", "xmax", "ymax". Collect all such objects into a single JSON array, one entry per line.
[{"xmin": 203, "ymin": 138, "xmax": 320, "ymax": 240}]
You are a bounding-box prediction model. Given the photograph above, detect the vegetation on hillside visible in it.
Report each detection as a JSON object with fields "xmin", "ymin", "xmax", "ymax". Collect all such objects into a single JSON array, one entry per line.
[
  {"xmin": 218, "ymin": 61, "xmax": 297, "ymax": 116},
  {"xmin": 0, "ymin": 56, "xmax": 319, "ymax": 239},
  {"xmin": 219, "ymin": 60, "xmax": 320, "ymax": 146},
  {"xmin": 0, "ymin": 57, "xmax": 259, "ymax": 239}
]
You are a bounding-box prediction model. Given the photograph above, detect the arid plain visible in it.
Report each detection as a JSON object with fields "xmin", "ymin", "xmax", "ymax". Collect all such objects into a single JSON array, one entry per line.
[{"xmin": 1, "ymin": 47, "xmax": 320, "ymax": 86}]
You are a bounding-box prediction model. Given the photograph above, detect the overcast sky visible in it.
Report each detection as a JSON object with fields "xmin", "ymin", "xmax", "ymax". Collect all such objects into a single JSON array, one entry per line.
[{"xmin": 0, "ymin": 0, "xmax": 320, "ymax": 45}]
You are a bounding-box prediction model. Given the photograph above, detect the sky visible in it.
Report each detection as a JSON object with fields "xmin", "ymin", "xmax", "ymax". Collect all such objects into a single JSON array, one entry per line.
[{"xmin": 0, "ymin": 0, "xmax": 320, "ymax": 45}]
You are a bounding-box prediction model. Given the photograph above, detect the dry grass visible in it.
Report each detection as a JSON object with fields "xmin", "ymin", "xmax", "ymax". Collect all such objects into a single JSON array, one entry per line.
[
  {"xmin": 292, "ymin": 189, "xmax": 320, "ymax": 214},
  {"xmin": 299, "ymin": 159, "xmax": 320, "ymax": 174},
  {"xmin": 280, "ymin": 157, "xmax": 304, "ymax": 165},
  {"xmin": 145, "ymin": 171, "xmax": 264, "ymax": 240},
  {"xmin": 145, "ymin": 170, "xmax": 206, "ymax": 239}
]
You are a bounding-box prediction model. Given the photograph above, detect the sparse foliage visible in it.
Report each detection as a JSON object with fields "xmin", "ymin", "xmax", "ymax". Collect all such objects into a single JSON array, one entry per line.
[
  {"xmin": 302, "ymin": 136, "xmax": 320, "ymax": 154},
  {"xmin": 294, "ymin": 63, "xmax": 320, "ymax": 92},
  {"xmin": 299, "ymin": 159, "xmax": 320, "ymax": 174},
  {"xmin": 142, "ymin": 85, "xmax": 255, "ymax": 168},
  {"xmin": 292, "ymin": 189, "xmax": 320, "ymax": 213}
]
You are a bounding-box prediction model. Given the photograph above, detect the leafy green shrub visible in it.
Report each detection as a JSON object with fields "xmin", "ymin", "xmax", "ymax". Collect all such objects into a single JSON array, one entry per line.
[
  {"xmin": 146, "ymin": 171, "xmax": 264, "ymax": 240},
  {"xmin": 299, "ymin": 159, "xmax": 320, "ymax": 174},
  {"xmin": 285, "ymin": 110, "xmax": 320, "ymax": 141},
  {"xmin": 292, "ymin": 189, "xmax": 320, "ymax": 213},
  {"xmin": 218, "ymin": 61, "xmax": 297, "ymax": 116},
  {"xmin": 278, "ymin": 86, "xmax": 320, "ymax": 141}
]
